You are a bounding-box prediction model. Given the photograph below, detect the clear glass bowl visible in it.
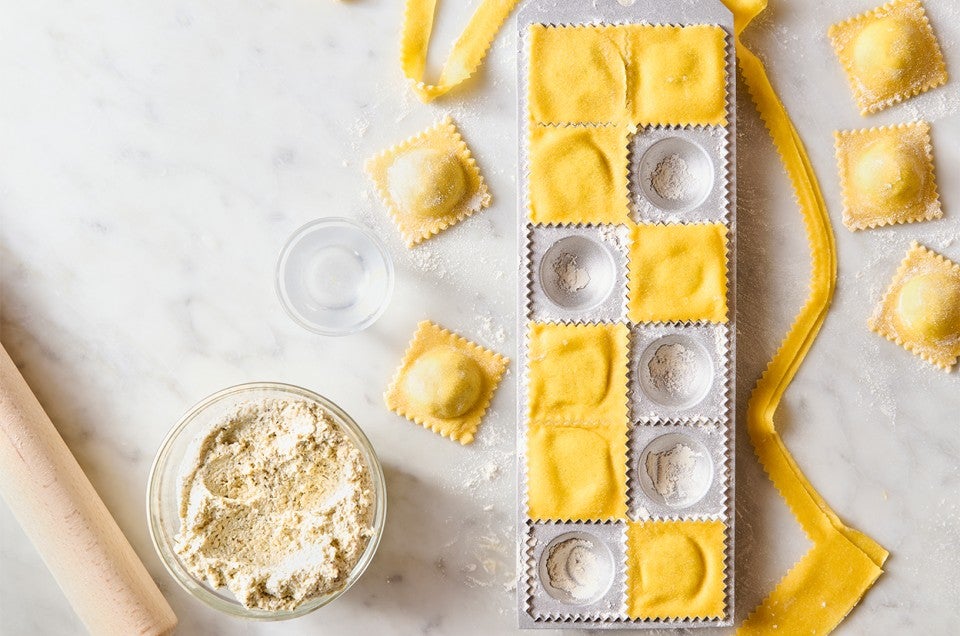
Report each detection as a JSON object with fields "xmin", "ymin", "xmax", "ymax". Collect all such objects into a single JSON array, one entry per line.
[
  {"xmin": 146, "ymin": 382, "xmax": 386, "ymax": 620},
  {"xmin": 275, "ymin": 217, "xmax": 395, "ymax": 336}
]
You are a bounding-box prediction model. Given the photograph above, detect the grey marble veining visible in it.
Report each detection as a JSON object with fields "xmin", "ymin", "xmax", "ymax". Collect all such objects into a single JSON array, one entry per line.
[{"xmin": 1, "ymin": 0, "xmax": 958, "ymax": 634}]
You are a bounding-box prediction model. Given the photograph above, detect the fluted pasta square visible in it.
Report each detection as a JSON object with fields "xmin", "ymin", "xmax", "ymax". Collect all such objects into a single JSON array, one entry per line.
[
  {"xmin": 627, "ymin": 24, "xmax": 728, "ymax": 127},
  {"xmin": 384, "ymin": 321, "xmax": 509, "ymax": 444},
  {"xmin": 628, "ymin": 223, "xmax": 729, "ymax": 324},
  {"xmin": 528, "ymin": 124, "xmax": 630, "ymax": 225},
  {"xmin": 527, "ymin": 422, "xmax": 629, "ymax": 522},
  {"xmin": 828, "ymin": 0, "xmax": 947, "ymax": 115},
  {"xmin": 834, "ymin": 121, "xmax": 941, "ymax": 231},
  {"xmin": 528, "ymin": 24, "xmax": 628, "ymax": 124},
  {"xmin": 527, "ymin": 322, "xmax": 629, "ymax": 426},
  {"xmin": 626, "ymin": 520, "xmax": 727, "ymax": 620},
  {"xmin": 868, "ymin": 242, "xmax": 960, "ymax": 370}
]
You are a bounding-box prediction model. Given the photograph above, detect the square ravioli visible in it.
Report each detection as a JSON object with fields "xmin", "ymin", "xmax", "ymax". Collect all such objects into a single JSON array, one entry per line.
[
  {"xmin": 528, "ymin": 24, "xmax": 628, "ymax": 125},
  {"xmin": 527, "ymin": 322, "xmax": 629, "ymax": 426},
  {"xmin": 868, "ymin": 242, "xmax": 960, "ymax": 371},
  {"xmin": 526, "ymin": 422, "xmax": 629, "ymax": 522},
  {"xmin": 834, "ymin": 121, "xmax": 941, "ymax": 230},
  {"xmin": 385, "ymin": 321, "xmax": 509, "ymax": 444},
  {"xmin": 365, "ymin": 116, "xmax": 491, "ymax": 247},
  {"xmin": 528, "ymin": 124, "xmax": 630, "ymax": 225},
  {"xmin": 829, "ymin": 0, "xmax": 947, "ymax": 115},
  {"xmin": 628, "ymin": 223, "xmax": 729, "ymax": 324},
  {"xmin": 627, "ymin": 24, "xmax": 728, "ymax": 127},
  {"xmin": 626, "ymin": 520, "xmax": 727, "ymax": 620}
]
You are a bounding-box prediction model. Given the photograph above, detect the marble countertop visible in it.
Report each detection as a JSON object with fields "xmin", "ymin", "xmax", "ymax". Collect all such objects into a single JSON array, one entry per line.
[{"xmin": 1, "ymin": 0, "xmax": 958, "ymax": 634}]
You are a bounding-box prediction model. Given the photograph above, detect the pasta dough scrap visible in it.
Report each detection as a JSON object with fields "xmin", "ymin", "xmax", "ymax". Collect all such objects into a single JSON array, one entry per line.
[
  {"xmin": 626, "ymin": 520, "xmax": 727, "ymax": 620},
  {"xmin": 834, "ymin": 121, "xmax": 941, "ymax": 231},
  {"xmin": 385, "ymin": 320, "xmax": 509, "ymax": 444},
  {"xmin": 628, "ymin": 223, "xmax": 729, "ymax": 324},
  {"xmin": 526, "ymin": 421, "xmax": 628, "ymax": 522},
  {"xmin": 528, "ymin": 24, "xmax": 628, "ymax": 125},
  {"xmin": 829, "ymin": 0, "xmax": 947, "ymax": 115},
  {"xmin": 366, "ymin": 116, "xmax": 491, "ymax": 247},
  {"xmin": 868, "ymin": 242, "xmax": 960, "ymax": 371},
  {"xmin": 528, "ymin": 124, "xmax": 630, "ymax": 225},
  {"xmin": 526, "ymin": 322, "xmax": 629, "ymax": 426},
  {"xmin": 627, "ymin": 24, "xmax": 729, "ymax": 127}
]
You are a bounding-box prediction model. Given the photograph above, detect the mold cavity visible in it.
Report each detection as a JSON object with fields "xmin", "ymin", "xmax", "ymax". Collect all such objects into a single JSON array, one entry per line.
[
  {"xmin": 638, "ymin": 334, "xmax": 713, "ymax": 409},
  {"xmin": 638, "ymin": 137, "xmax": 714, "ymax": 212},
  {"xmin": 538, "ymin": 531, "xmax": 614, "ymax": 605},
  {"xmin": 639, "ymin": 432, "xmax": 714, "ymax": 508},
  {"xmin": 539, "ymin": 235, "xmax": 616, "ymax": 310}
]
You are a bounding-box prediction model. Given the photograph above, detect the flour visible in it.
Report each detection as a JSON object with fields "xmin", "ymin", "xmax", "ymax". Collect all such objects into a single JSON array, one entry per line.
[
  {"xmin": 175, "ymin": 398, "xmax": 375, "ymax": 611},
  {"xmin": 552, "ymin": 252, "xmax": 591, "ymax": 293},
  {"xmin": 645, "ymin": 443, "xmax": 703, "ymax": 505},
  {"xmin": 647, "ymin": 342, "xmax": 699, "ymax": 397},
  {"xmin": 650, "ymin": 153, "xmax": 693, "ymax": 201},
  {"xmin": 545, "ymin": 538, "xmax": 602, "ymax": 601}
]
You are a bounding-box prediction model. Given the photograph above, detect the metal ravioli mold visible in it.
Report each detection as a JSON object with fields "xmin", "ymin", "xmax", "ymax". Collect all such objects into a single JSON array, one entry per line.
[{"xmin": 517, "ymin": 0, "xmax": 737, "ymax": 629}]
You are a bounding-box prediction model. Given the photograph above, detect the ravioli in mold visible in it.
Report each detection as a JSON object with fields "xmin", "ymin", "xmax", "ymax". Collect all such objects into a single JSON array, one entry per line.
[
  {"xmin": 385, "ymin": 321, "xmax": 509, "ymax": 444},
  {"xmin": 869, "ymin": 242, "xmax": 960, "ymax": 371},
  {"xmin": 834, "ymin": 121, "xmax": 941, "ymax": 231},
  {"xmin": 829, "ymin": 0, "xmax": 947, "ymax": 114},
  {"xmin": 366, "ymin": 116, "xmax": 490, "ymax": 247}
]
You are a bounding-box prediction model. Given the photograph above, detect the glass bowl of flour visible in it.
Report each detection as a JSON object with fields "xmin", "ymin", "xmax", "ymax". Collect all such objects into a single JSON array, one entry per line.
[{"xmin": 147, "ymin": 382, "xmax": 386, "ymax": 619}]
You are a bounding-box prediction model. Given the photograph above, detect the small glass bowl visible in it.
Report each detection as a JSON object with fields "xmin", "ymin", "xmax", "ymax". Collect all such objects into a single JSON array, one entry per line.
[
  {"xmin": 275, "ymin": 217, "xmax": 395, "ymax": 336},
  {"xmin": 146, "ymin": 382, "xmax": 387, "ymax": 620}
]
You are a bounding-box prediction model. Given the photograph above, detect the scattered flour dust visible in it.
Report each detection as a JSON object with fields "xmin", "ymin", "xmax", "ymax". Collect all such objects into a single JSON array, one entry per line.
[
  {"xmin": 552, "ymin": 252, "xmax": 591, "ymax": 293},
  {"xmin": 645, "ymin": 443, "xmax": 703, "ymax": 504},
  {"xmin": 647, "ymin": 342, "xmax": 699, "ymax": 397},
  {"xmin": 175, "ymin": 398, "xmax": 375, "ymax": 611},
  {"xmin": 545, "ymin": 538, "xmax": 603, "ymax": 601},
  {"xmin": 650, "ymin": 153, "xmax": 693, "ymax": 201}
]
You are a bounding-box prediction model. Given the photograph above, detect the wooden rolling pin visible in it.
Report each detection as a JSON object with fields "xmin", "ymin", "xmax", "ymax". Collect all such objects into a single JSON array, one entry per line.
[{"xmin": 0, "ymin": 343, "xmax": 177, "ymax": 635}]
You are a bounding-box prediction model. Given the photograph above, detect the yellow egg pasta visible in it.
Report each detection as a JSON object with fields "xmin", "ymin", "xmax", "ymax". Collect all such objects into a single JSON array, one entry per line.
[
  {"xmin": 868, "ymin": 242, "xmax": 960, "ymax": 371},
  {"xmin": 526, "ymin": 421, "xmax": 629, "ymax": 522},
  {"xmin": 626, "ymin": 520, "xmax": 727, "ymax": 620},
  {"xmin": 526, "ymin": 322, "xmax": 629, "ymax": 426},
  {"xmin": 528, "ymin": 124, "xmax": 630, "ymax": 225},
  {"xmin": 366, "ymin": 116, "xmax": 491, "ymax": 247},
  {"xmin": 829, "ymin": 0, "xmax": 947, "ymax": 115},
  {"xmin": 385, "ymin": 320, "xmax": 509, "ymax": 443},
  {"xmin": 835, "ymin": 121, "xmax": 941, "ymax": 231},
  {"xmin": 628, "ymin": 223, "xmax": 729, "ymax": 324}
]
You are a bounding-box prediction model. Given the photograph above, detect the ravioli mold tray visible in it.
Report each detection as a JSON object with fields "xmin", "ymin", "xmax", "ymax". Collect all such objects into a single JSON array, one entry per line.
[{"xmin": 516, "ymin": 0, "xmax": 737, "ymax": 628}]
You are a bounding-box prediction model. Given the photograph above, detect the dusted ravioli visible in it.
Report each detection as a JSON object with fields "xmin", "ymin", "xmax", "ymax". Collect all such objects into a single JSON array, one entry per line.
[
  {"xmin": 366, "ymin": 116, "xmax": 490, "ymax": 246},
  {"xmin": 385, "ymin": 321, "xmax": 509, "ymax": 444},
  {"xmin": 834, "ymin": 122, "xmax": 941, "ymax": 230},
  {"xmin": 869, "ymin": 242, "xmax": 960, "ymax": 370},
  {"xmin": 829, "ymin": 0, "xmax": 947, "ymax": 114}
]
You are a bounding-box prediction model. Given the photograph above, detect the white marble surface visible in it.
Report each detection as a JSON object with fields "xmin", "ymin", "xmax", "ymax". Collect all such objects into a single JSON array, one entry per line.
[{"xmin": 1, "ymin": 0, "xmax": 958, "ymax": 634}]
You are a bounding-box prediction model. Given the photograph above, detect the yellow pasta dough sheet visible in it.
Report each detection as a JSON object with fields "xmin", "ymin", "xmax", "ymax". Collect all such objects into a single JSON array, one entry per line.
[
  {"xmin": 528, "ymin": 123, "xmax": 631, "ymax": 225},
  {"xmin": 528, "ymin": 23, "xmax": 728, "ymax": 127},
  {"xmin": 829, "ymin": 0, "xmax": 947, "ymax": 115},
  {"xmin": 628, "ymin": 223, "xmax": 729, "ymax": 324},
  {"xmin": 835, "ymin": 121, "xmax": 941, "ymax": 231},
  {"xmin": 385, "ymin": 320, "xmax": 509, "ymax": 444},
  {"xmin": 868, "ymin": 242, "xmax": 960, "ymax": 371},
  {"xmin": 365, "ymin": 116, "xmax": 491, "ymax": 247},
  {"xmin": 626, "ymin": 24, "xmax": 728, "ymax": 127},
  {"xmin": 526, "ymin": 322, "xmax": 629, "ymax": 426},
  {"xmin": 526, "ymin": 421, "xmax": 629, "ymax": 522},
  {"xmin": 626, "ymin": 519, "xmax": 727, "ymax": 620}
]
